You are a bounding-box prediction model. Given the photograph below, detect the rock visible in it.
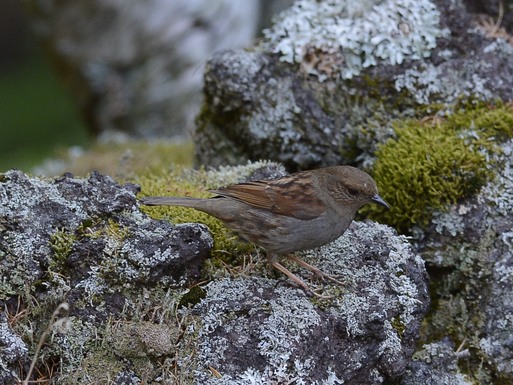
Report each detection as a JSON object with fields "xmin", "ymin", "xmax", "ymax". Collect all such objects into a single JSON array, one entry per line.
[
  {"xmin": 0, "ymin": 165, "xmax": 428, "ymax": 384},
  {"xmin": 0, "ymin": 313, "xmax": 28, "ymax": 385},
  {"xmin": 190, "ymin": 222, "xmax": 428, "ymax": 384},
  {"xmin": 195, "ymin": 0, "xmax": 513, "ymax": 170},
  {"xmin": 400, "ymin": 340, "xmax": 473, "ymax": 385},
  {"xmin": 0, "ymin": 170, "xmax": 213, "ymax": 381},
  {"xmin": 415, "ymin": 139, "xmax": 513, "ymax": 382}
]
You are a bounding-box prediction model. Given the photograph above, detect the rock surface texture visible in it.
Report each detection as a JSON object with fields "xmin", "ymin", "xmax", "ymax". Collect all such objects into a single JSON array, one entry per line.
[
  {"xmin": 195, "ymin": 0, "xmax": 513, "ymax": 171},
  {"xmin": 192, "ymin": 1, "xmax": 513, "ymax": 383},
  {"xmin": 0, "ymin": 171, "xmax": 212, "ymax": 384},
  {"xmin": 0, "ymin": 168, "xmax": 428, "ymax": 384},
  {"xmin": 191, "ymin": 222, "xmax": 428, "ymax": 384}
]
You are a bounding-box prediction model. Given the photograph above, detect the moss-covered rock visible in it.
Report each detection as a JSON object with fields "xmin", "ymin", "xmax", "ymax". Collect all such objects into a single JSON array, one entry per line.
[
  {"xmin": 365, "ymin": 103, "xmax": 513, "ymax": 233},
  {"xmin": 136, "ymin": 160, "xmax": 287, "ymax": 262},
  {"xmin": 0, "ymin": 164, "xmax": 428, "ymax": 384},
  {"xmin": 195, "ymin": 1, "xmax": 513, "ymax": 171}
]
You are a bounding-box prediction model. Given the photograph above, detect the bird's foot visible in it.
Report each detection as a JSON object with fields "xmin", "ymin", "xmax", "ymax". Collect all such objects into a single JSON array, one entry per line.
[
  {"xmin": 269, "ymin": 260, "xmax": 334, "ymax": 299},
  {"xmin": 286, "ymin": 254, "xmax": 345, "ymax": 286}
]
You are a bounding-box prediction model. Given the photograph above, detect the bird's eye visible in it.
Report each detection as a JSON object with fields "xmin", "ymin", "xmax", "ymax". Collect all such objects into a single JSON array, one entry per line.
[{"xmin": 347, "ymin": 187, "xmax": 358, "ymax": 197}]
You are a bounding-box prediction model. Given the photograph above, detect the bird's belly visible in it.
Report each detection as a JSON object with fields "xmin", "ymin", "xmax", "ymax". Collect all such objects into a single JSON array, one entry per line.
[
  {"xmin": 224, "ymin": 209, "xmax": 351, "ymax": 255},
  {"xmin": 269, "ymin": 215, "xmax": 350, "ymax": 254}
]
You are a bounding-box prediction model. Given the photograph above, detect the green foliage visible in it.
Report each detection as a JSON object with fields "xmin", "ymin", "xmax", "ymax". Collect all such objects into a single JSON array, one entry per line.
[
  {"xmin": 42, "ymin": 140, "xmax": 195, "ymax": 177},
  {"xmin": 178, "ymin": 286, "xmax": 207, "ymax": 308},
  {"xmin": 391, "ymin": 317, "xmax": 406, "ymax": 338},
  {"xmin": 447, "ymin": 101, "xmax": 513, "ymax": 143},
  {"xmin": 365, "ymin": 103, "xmax": 513, "ymax": 233}
]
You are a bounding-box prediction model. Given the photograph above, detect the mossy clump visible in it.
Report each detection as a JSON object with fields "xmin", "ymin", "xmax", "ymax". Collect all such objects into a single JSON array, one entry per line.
[
  {"xmin": 446, "ymin": 101, "xmax": 513, "ymax": 143},
  {"xmin": 49, "ymin": 229, "xmax": 76, "ymax": 272},
  {"xmin": 365, "ymin": 103, "xmax": 513, "ymax": 233}
]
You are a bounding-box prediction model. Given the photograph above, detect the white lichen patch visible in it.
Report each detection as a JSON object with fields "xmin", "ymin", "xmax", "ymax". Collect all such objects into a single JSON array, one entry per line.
[
  {"xmin": 204, "ymin": 160, "xmax": 287, "ymax": 188},
  {"xmin": 394, "ymin": 63, "xmax": 493, "ymax": 104},
  {"xmin": 263, "ymin": 0, "xmax": 445, "ymax": 80},
  {"xmin": 301, "ymin": 221, "xmax": 424, "ymax": 330},
  {"xmin": 192, "ymin": 277, "xmax": 327, "ymax": 384},
  {"xmin": 189, "ymin": 220, "xmax": 427, "ymax": 383},
  {"xmin": 481, "ymin": 139, "xmax": 513, "ymax": 217}
]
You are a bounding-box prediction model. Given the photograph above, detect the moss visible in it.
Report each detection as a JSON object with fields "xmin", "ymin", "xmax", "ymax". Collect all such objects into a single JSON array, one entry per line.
[
  {"xmin": 104, "ymin": 218, "xmax": 131, "ymax": 241},
  {"xmin": 178, "ymin": 286, "xmax": 207, "ymax": 308},
  {"xmin": 446, "ymin": 101, "xmax": 513, "ymax": 143},
  {"xmin": 365, "ymin": 103, "xmax": 513, "ymax": 233},
  {"xmin": 60, "ymin": 350, "xmax": 124, "ymax": 384},
  {"xmin": 49, "ymin": 229, "xmax": 76, "ymax": 272}
]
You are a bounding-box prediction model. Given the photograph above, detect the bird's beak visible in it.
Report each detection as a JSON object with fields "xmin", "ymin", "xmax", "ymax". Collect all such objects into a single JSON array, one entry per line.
[{"xmin": 372, "ymin": 194, "xmax": 390, "ymax": 209}]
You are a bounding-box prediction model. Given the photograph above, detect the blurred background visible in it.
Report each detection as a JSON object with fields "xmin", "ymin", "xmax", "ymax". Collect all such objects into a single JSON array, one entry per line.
[
  {"xmin": 0, "ymin": 0, "xmax": 293, "ymax": 173},
  {"xmin": 0, "ymin": 0, "xmax": 88, "ymax": 171}
]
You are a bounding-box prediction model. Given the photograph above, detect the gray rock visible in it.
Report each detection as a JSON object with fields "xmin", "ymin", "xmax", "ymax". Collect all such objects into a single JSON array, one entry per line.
[
  {"xmin": 195, "ymin": 0, "xmax": 513, "ymax": 170},
  {"xmin": 401, "ymin": 340, "xmax": 473, "ymax": 385},
  {"xmin": 0, "ymin": 313, "xmax": 28, "ymax": 385},
  {"xmin": 415, "ymin": 139, "xmax": 513, "ymax": 382},
  {"xmin": 0, "ymin": 165, "xmax": 428, "ymax": 384},
  {"xmin": 196, "ymin": 50, "xmax": 342, "ymax": 170},
  {"xmin": 0, "ymin": 169, "xmax": 212, "ymax": 333},
  {"xmin": 190, "ymin": 222, "xmax": 428, "ymax": 384}
]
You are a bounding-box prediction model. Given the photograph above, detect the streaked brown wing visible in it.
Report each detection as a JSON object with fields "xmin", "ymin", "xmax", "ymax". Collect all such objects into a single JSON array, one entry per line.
[{"xmin": 209, "ymin": 173, "xmax": 326, "ymax": 219}]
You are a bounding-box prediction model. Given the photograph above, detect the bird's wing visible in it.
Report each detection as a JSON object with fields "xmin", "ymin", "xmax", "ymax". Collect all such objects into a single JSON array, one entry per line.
[{"xmin": 209, "ymin": 174, "xmax": 326, "ymax": 220}]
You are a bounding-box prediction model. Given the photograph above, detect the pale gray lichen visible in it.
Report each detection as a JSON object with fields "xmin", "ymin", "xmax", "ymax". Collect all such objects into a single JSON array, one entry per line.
[
  {"xmin": 51, "ymin": 317, "xmax": 98, "ymax": 375},
  {"xmin": 187, "ymin": 220, "xmax": 427, "ymax": 384},
  {"xmin": 431, "ymin": 206, "xmax": 467, "ymax": 237},
  {"xmin": 481, "ymin": 139, "xmax": 513, "ymax": 217},
  {"xmin": 417, "ymin": 137, "xmax": 513, "ymax": 380},
  {"xmin": 204, "ymin": 160, "xmax": 287, "ymax": 187},
  {"xmin": 477, "ymin": 247, "xmax": 513, "ymax": 375},
  {"xmin": 191, "ymin": 277, "xmax": 328, "ymax": 384},
  {"xmin": 262, "ymin": 0, "xmax": 445, "ymax": 80},
  {"xmin": 306, "ymin": 222, "xmax": 424, "ymax": 327},
  {"xmin": 402, "ymin": 341, "xmax": 474, "ymax": 385},
  {"xmin": 0, "ymin": 314, "xmax": 28, "ymax": 380},
  {"xmin": 394, "ymin": 63, "xmax": 493, "ymax": 104},
  {"xmin": 484, "ymin": 39, "xmax": 513, "ymax": 54}
]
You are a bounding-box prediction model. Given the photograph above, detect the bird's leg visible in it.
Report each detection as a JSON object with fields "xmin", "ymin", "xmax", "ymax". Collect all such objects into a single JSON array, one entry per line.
[
  {"xmin": 286, "ymin": 254, "xmax": 345, "ymax": 286},
  {"xmin": 266, "ymin": 254, "xmax": 333, "ymax": 298}
]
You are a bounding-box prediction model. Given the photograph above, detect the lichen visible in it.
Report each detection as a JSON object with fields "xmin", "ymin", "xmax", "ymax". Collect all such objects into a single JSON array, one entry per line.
[
  {"xmin": 482, "ymin": 140, "xmax": 513, "ymax": 217},
  {"xmin": 394, "ymin": 64, "xmax": 494, "ymax": 105},
  {"xmin": 262, "ymin": 0, "xmax": 446, "ymax": 80}
]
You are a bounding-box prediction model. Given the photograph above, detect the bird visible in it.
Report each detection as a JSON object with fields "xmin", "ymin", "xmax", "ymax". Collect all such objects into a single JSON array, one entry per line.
[{"xmin": 140, "ymin": 166, "xmax": 389, "ymax": 296}]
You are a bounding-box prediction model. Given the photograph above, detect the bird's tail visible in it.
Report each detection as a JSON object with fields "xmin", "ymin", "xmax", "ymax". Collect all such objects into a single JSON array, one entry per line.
[{"xmin": 140, "ymin": 196, "xmax": 205, "ymax": 209}]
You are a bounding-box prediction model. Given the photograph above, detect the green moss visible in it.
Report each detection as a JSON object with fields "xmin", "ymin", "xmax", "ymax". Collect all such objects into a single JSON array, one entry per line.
[
  {"xmin": 178, "ymin": 286, "xmax": 207, "ymax": 308},
  {"xmin": 49, "ymin": 229, "xmax": 76, "ymax": 272},
  {"xmin": 104, "ymin": 218, "xmax": 131, "ymax": 241},
  {"xmin": 446, "ymin": 101, "xmax": 513, "ymax": 143},
  {"xmin": 37, "ymin": 140, "xmax": 195, "ymax": 177},
  {"xmin": 365, "ymin": 103, "xmax": 513, "ymax": 233}
]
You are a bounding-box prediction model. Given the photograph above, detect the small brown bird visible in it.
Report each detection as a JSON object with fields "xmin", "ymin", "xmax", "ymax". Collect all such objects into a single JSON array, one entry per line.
[{"xmin": 141, "ymin": 166, "xmax": 389, "ymax": 295}]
